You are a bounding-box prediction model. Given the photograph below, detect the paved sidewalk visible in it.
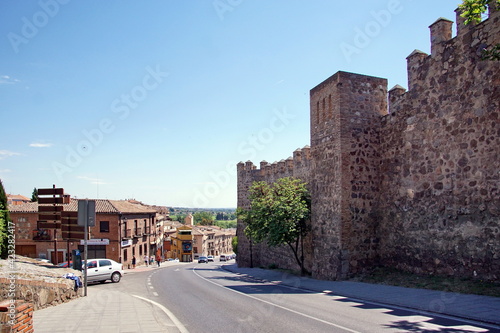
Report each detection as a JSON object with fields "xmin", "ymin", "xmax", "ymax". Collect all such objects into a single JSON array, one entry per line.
[
  {"xmin": 33, "ymin": 265, "xmax": 184, "ymax": 333},
  {"xmin": 222, "ymin": 263, "xmax": 500, "ymax": 326}
]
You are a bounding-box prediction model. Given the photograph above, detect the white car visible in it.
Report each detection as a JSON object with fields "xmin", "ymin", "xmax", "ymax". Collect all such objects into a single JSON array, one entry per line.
[{"xmin": 85, "ymin": 259, "xmax": 123, "ymax": 283}]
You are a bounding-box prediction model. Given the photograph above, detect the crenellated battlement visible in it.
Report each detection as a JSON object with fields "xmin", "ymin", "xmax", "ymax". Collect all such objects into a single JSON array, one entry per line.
[
  {"xmin": 237, "ymin": 5, "xmax": 500, "ymax": 282},
  {"xmin": 237, "ymin": 145, "xmax": 312, "ymax": 179},
  {"xmin": 388, "ymin": 5, "xmax": 500, "ymax": 117}
]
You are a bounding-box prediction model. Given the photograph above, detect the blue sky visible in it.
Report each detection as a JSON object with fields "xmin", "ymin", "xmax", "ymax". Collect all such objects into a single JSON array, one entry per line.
[{"xmin": 1, "ymin": 0, "xmax": 461, "ymax": 208}]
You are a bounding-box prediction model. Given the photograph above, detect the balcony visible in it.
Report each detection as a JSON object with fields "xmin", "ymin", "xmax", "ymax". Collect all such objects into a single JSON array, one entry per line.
[
  {"xmin": 123, "ymin": 229, "xmax": 132, "ymax": 239},
  {"xmin": 134, "ymin": 227, "xmax": 143, "ymax": 237},
  {"xmin": 33, "ymin": 230, "xmax": 51, "ymax": 241}
]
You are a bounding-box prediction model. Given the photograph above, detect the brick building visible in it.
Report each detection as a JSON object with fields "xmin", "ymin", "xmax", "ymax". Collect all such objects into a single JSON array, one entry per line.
[
  {"xmin": 237, "ymin": 5, "xmax": 499, "ymax": 281},
  {"xmin": 10, "ymin": 199, "xmax": 159, "ymax": 269}
]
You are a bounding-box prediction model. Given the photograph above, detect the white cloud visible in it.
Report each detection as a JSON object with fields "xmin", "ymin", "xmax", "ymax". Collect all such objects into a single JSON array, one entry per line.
[
  {"xmin": 0, "ymin": 169, "xmax": 12, "ymax": 173},
  {"xmin": 77, "ymin": 176, "xmax": 108, "ymax": 185},
  {"xmin": 0, "ymin": 150, "xmax": 21, "ymax": 160},
  {"xmin": 0, "ymin": 75, "xmax": 20, "ymax": 85},
  {"xmin": 29, "ymin": 142, "xmax": 53, "ymax": 148}
]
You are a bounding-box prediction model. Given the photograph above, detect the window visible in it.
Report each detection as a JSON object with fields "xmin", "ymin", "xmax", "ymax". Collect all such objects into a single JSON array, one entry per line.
[
  {"xmin": 316, "ymin": 101, "xmax": 320, "ymax": 124},
  {"xmin": 328, "ymin": 94, "xmax": 332, "ymax": 119},
  {"xmin": 99, "ymin": 259, "xmax": 111, "ymax": 267},
  {"xmin": 100, "ymin": 221, "xmax": 109, "ymax": 233}
]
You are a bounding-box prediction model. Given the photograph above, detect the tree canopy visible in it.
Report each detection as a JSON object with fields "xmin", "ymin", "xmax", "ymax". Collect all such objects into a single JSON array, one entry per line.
[
  {"xmin": 0, "ymin": 179, "xmax": 11, "ymax": 259},
  {"xmin": 238, "ymin": 177, "xmax": 311, "ymax": 275},
  {"xmin": 31, "ymin": 187, "xmax": 38, "ymax": 202},
  {"xmin": 193, "ymin": 211, "xmax": 215, "ymax": 226},
  {"xmin": 459, "ymin": 0, "xmax": 500, "ymax": 60}
]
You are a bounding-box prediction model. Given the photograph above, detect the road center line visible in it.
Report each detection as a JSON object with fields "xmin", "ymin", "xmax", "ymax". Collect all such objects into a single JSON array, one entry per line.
[{"xmin": 192, "ymin": 267, "xmax": 360, "ymax": 333}]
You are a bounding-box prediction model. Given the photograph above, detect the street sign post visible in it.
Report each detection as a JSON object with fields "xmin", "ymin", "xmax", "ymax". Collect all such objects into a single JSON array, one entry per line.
[
  {"xmin": 37, "ymin": 185, "xmax": 69, "ymax": 265},
  {"xmin": 77, "ymin": 200, "xmax": 96, "ymax": 297}
]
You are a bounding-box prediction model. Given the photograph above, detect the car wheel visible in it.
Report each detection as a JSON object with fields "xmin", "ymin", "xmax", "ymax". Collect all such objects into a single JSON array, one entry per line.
[{"xmin": 111, "ymin": 272, "xmax": 121, "ymax": 283}]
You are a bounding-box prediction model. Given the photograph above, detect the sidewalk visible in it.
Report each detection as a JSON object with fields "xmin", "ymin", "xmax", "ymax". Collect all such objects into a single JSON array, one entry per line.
[
  {"xmin": 33, "ymin": 264, "xmax": 184, "ymax": 333},
  {"xmin": 222, "ymin": 263, "xmax": 500, "ymax": 326}
]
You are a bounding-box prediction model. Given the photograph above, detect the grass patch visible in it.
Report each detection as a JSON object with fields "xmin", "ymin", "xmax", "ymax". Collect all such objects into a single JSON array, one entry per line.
[{"xmin": 350, "ymin": 267, "xmax": 500, "ymax": 297}]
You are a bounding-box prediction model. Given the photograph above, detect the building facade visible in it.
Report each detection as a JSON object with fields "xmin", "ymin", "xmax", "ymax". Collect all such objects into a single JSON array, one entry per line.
[
  {"xmin": 10, "ymin": 199, "xmax": 158, "ymax": 269},
  {"xmin": 237, "ymin": 6, "xmax": 500, "ymax": 281}
]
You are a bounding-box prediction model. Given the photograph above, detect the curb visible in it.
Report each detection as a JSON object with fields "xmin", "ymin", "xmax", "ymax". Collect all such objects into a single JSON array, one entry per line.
[{"xmin": 221, "ymin": 265, "xmax": 500, "ymax": 328}]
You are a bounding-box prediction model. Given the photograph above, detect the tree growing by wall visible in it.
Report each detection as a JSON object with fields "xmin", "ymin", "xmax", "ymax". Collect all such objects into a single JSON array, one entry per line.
[
  {"xmin": 0, "ymin": 179, "xmax": 11, "ymax": 259},
  {"xmin": 238, "ymin": 177, "xmax": 311, "ymax": 275},
  {"xmin": 459, "ymin": 0, "xmax": 500, "ymax": 60}
]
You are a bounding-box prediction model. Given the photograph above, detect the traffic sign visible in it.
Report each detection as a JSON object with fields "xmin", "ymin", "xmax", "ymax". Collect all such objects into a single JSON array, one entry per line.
[
  {"xmin": 38, "ymin": 205, "xmax": 63, "ymax": 212},
  {"xmin": 37, "ymin": 188, "xmax": 64, "ymax": 196},
  {"xmin": 38, "ymin": 196, "xmax": 70, "ymax": 204},
  {"xmin": 78, "ymin": 200, "xmax": 96, "ymax": 227},
  {"xmin": 61, "ymin": 224, "xmax": 85, "ymax": 232},
  {"xmin": 38, "ymin": 213, "xmax": 61, "ymax": 221},
  {"xmin": 38, "ymin": 221, "xmax": 61, "ymax": 229},
  {"xmin": 62, "ymin": 232, "xmax": 85, "ymax": 240}
]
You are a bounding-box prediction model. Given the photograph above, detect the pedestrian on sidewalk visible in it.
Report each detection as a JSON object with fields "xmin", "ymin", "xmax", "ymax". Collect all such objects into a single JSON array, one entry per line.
[
  {"xmin": 156, "ymin": 254, "xmax": 161, "ymax": 267},
  {"xmin": 150, "ymin": 255, "xmax": 154, "ymax": 266},
  {"xmin": 132, "ymin": 256, "xmax": 136, "ymax": 269},
  {"xmin": 144, "ymin": 255, "xmax": 149, "ymax": 267}
]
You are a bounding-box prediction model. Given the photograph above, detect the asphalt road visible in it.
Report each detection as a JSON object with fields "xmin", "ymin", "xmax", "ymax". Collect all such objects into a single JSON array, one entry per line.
[{"xmin": 133, "ymin": 262, "xmax": 494, "ymax": 333}]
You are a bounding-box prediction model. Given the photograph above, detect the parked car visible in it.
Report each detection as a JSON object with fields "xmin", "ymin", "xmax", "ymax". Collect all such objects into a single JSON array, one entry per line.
[
  {"xmin": 57, "ymin": 261, "xmax": 73, "ymax": 268},
  {"xmin": 198, "ymin": 256, "xmax": 208, "ymax": 263},
  {"xmin": 167, "ymin": 258, "xmax": 179, "ymax": 262},
  {"xmin": 85, "ymin": 259, "xmax": 123, "ymax": 283},
  {"xmin": 207, "ymin": 255, "xmax": 214, "ymax": 262},
  {"xmin": 219, "ymin": 255, "xmax": 227, "ymax": 262},
  {"xmin": 36, "ymin": 258, "xmax": 51, "ymax": 263}
]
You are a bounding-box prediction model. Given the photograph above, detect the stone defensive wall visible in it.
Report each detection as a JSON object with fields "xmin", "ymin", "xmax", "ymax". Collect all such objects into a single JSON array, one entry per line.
[
  {"xmin": 237, "ymin": 5, "xmax": 499, "ymax": 281},
  {"xmin": 378, "ymin": 6, "xmax": 499, "ymax": 280}
]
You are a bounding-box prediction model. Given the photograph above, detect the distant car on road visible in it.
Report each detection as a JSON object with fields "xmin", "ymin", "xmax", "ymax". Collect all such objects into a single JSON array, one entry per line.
[
  {"xmin": 85, "ymin": 259, "xmax": 123, "ymax": 283},
  {"xmin": 207, "ymin": 255, "xmax": 214, "ymax": 262},
  {"xmin": 219, "ymin": 255, "xmax": 227, "ymax": 262},
  {"xmin": 198, "ymin": 256, "xmax": 208, "ymax": 263},
  {"xmin": 167, "ymin": 258, "xmax": 179, "ymax": 262}
]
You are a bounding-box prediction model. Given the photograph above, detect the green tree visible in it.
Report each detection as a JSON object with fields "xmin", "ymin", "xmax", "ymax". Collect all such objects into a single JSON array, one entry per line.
[
  {"xmin": 193, "ymin": 211, "xmax": 215, "ymax": 226},
  {"xmin": 459, "ymin": 0, "xmax": 500, "ymax": 60},
  {"xmin": 31, "ymin": 187, "xmax": 38, "ymax": 202},
  {"xmin": 238, "ymin": 177, "xmax": 311, "ymax": 276},
  {"xmin": 0, "ymin": 179, "xmax": 11, "ymax": 259},
  {"xmin": 232, "ymin": 236, "xmax": 238, "ymax": 255}
]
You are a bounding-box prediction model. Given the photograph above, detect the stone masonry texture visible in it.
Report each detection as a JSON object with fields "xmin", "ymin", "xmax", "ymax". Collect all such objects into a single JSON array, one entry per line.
[{"xmin": 237, "ymin": 6, "xmax": 499, "ymax": 281}]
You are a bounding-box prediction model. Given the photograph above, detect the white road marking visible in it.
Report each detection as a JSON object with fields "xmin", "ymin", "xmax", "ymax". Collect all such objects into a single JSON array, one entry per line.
[
  {"xmin": 192, "ymin": 267, "xmax": 360, "ymax": 333},
  {"xmin": 133, "ymin": 295, "xmax": 189, "ymax": 333}
]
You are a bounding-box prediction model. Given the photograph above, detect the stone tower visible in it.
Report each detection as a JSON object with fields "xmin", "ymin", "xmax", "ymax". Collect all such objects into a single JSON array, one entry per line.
[{"xmin": 309, "ymin": 71, "xmax": 387, "ymax": 279}]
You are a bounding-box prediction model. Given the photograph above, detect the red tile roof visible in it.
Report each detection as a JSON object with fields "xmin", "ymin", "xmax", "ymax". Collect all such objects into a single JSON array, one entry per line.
[{"xmin": 8, "ymin": 199, "xmax": 157, "ymax": 214}]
